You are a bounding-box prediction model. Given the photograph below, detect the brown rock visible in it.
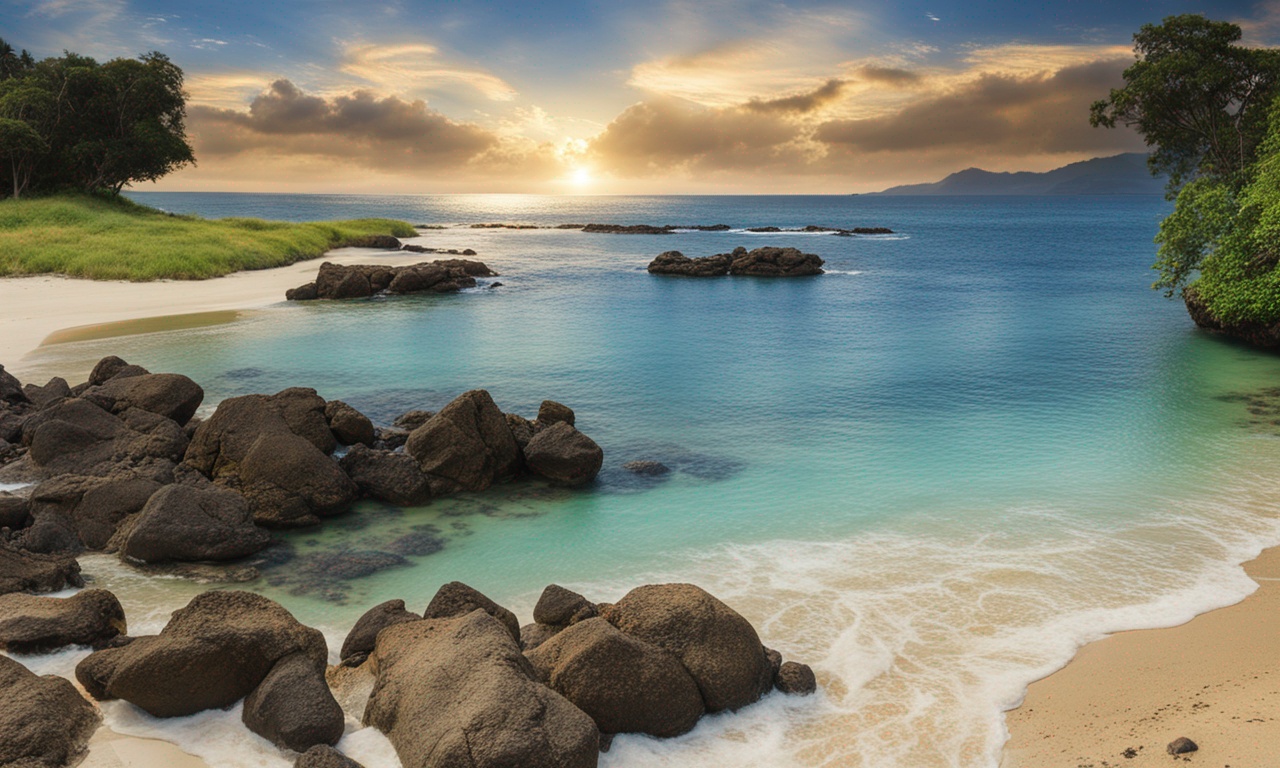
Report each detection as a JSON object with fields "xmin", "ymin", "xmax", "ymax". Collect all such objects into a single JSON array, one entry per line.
[
  {"xmin": 0, "ymin": 541, "xmax": 83, "ymax": 595},
  {"xmin": 422, "ymin": 581, "xmax": 520, "ymax": 642},
  {"xmin": 325, "ymin": 400, "xmax": 375, "ymax": 447},
  {"xmin": 523, "ymin": 422, "xmax": 603, "ymax": 487},
  {"xmin": 534, "ymin": 584, "xmax": 598, "ymax": 627},
  {"xmin": 82, "ymin": 373, "xmax": 205, "ymax": 426},
  {"xmin": 340, "ymin": 599, "xmax": 421, "ymax": 662},
  {"xmin": 242, "ymin": 652, "xmax": 345, "ymax": 752},
  {"xmin": 537, "ymin": 400, "xmax": 576, "ymax": 427},
  {"xmin": 0, "ymin": 588, "xmax": 127, "ymax": 653},
  {"xmin": 0, "ymin": 655, "xmax": 100, "ymax": 768},
  {"xmin": 405, "ymin": 390, "xmax": 521, "ymax": 494},
  {"xmin": 774, "ymin": 661, "xmax": 817, "ymax": 695},
  {"xmin": 338, "ymin": 445, "xmax": 431, "ymax": 506},
  {"xmin": 120, "ymin": 483, "xmax": 271, "ymax": 563}
]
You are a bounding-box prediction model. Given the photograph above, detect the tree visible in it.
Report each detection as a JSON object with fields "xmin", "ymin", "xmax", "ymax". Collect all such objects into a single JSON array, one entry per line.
[
  {"xmin": 0, "ymin": 117, "xmax": 47, "ymax": 198},
  {"xmin": 1091, "ymin": 15, "xmax": 1280, "ymax": 195}
]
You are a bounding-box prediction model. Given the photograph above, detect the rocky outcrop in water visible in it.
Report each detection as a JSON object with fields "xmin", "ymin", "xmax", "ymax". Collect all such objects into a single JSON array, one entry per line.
[
  {"xmin": 648, "ymin": 246, "xmax": 825, "ymax": 277},
  {"xmin": 1184, "ymin": 287, "xmax": 1280, "ymax": 350},
  {"xmin": 0, "ymin": 588, "xmax": 126, "ymax": 653},
  {"xmin": 0, "ymin": 356, "xmax": 604, "ymax": 588},
  {"xmin": 286, "ymin": 259, "xmax": 498, "ymax": 301},
  {"xmin": 0, "ymin": 654, "xmax": 100, "ymax": 768}
]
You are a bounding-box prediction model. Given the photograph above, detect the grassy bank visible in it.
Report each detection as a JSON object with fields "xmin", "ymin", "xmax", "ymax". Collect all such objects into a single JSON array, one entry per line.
[{"xmin": 0, "ymin": 194, "xmax": 417, "ymax": 281}]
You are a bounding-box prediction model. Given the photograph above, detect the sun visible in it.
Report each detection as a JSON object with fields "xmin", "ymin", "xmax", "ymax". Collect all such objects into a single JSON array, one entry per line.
[{"xmin": 570, "ymin": 166, "xmax": 594, "ymax": 187}]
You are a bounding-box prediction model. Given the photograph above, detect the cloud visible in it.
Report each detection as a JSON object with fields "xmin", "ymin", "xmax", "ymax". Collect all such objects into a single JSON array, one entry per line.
[
  {"xmin": 189, "ymin": 79, "xmax": 514, "ymax": 172},
  {"xmin": 745, "ymin": 79, "xmax": 847, "ymax": 114},
  {"xmin": 854, "ymin": 65, "xmax": 923, "ymax": 86},
  {"xmin": 339, "ymin": 42, "xmax": 518, "ymax": 102},
  {"xmin": 815, "ymin": 58, "xmax": 1143, "ymax": 155}
]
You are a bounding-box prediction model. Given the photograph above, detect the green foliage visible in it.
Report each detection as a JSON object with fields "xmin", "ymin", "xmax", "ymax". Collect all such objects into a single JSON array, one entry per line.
[
  {"xmin": 1152, "ymin": 177, "xmax": 1236, "ymax": 296},
  {"xmin": 0, "ymin": 193, "xmax": 416, "ymax": 281},
  {"xmin": 1091, "ymin": 14, "xmax": 1280, "ymax": 195},
  {"xmin": 0, "ymin": 44, "xmax": 194, "ymax": 196}
]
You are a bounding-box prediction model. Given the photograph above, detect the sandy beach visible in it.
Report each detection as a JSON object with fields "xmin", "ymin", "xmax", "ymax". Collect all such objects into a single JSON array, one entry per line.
[
  {"xmin": 0, "ymin": 245, "xmax": 436, "ymax": 379},
  {"xmin": 1002, "ymin": 546, "xmax": 1280, "ymax": 767}
]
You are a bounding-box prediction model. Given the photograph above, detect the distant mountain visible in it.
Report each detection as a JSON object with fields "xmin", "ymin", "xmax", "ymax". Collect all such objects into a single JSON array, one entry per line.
[{"xmin": 873, "ymin": 153, "xmax": 1164, "ymax": 196}]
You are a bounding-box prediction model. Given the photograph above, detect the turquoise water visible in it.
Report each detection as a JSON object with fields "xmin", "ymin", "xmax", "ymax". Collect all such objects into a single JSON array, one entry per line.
[{"xmin": 23, "ymin": 193, "xmax": 1280, "ymax": 766}]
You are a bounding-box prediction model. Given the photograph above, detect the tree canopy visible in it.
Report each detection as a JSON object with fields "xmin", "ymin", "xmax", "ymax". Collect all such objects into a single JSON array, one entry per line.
[{"xmin": 0, "ymin": 39, "xmax": 194, "ymax": 198}]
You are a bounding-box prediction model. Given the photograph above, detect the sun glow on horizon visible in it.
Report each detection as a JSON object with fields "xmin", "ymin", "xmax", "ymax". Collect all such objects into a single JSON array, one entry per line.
[{"xmin": 570, "ymin": 166, "xmax": 595, "ymax": 188}]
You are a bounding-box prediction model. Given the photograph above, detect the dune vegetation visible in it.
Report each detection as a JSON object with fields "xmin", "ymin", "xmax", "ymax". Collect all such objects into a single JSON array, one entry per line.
[{"xmin": 0, "ymin": 193, "xmax": 417, "ymax": 281}]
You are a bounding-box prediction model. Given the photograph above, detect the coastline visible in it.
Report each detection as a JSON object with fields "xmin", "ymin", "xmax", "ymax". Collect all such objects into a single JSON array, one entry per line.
[
  {"xmin": 1001, "ymin": 545, "xmax": 1280, "ymax": 767},
  {"xmin": 0, "ymin": 243, "xmax": 436, "ymax": 379}
]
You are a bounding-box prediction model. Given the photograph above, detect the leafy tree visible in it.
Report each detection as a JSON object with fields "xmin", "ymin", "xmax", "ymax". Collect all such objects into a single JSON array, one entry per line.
[
  {"xmin": 1091, "ymin": 15, "xmax": 1280, "ymax": 195},
  {"xmin": 1151, "ymin": 177, "xmax": 1236, "ymax": 295},
  {"xmin": 0, "ymin": 117, "xmax": 47, "ymax": 198}
]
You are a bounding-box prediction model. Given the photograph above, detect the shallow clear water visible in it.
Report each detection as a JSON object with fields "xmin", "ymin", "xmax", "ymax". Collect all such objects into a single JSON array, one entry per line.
[{"xmin": 21, "ymin": 193, "xmax": 1280, "ymax": 766}]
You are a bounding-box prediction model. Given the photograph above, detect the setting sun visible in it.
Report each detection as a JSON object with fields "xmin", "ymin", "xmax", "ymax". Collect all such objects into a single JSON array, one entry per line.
[{"xmin": 570, "ymin": 166, "xmax": 594, "ymax": 187}]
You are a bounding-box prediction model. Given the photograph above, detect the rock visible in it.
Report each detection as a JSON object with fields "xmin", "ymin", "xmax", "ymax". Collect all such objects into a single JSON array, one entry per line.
[
  {"xmin": 272, "ymin": 388, "xmax": 338, "ymax": 455},
  {"xmin": 423, "ymin": 581, "xmax": 521, "ymax": 642},
  {"xmin": 295, "ymin": 745, "xmax": 365, "ymax": 768},
  {"xmin": 0, "ymin": 588, "xmax": 127, "ymax": 653},
  {"xmin": 345, "ymin": 234, "xmax": 402, "ymax": 249},
  {"xmin": 0, "ymin": 541, "xmax": 82, "ymax": 595},
  {"xmin": 765, "ymin": 647, "xmax": 783, "ymax": 679},
  {"xmin": 602, "ymin": 583, "xmax": 773, "ymax": 712},
  {"xmin": 728, "ymin": 246, "xmax": 824, "ymax": 277},
  {"xmin": 25, "ymin": 399, "xmax": 188, "ymax": 480},
  {"xmin": 83, "ymin": 373, "xmax": 205, "ymax": 426},
  {"xmin": 120, "ymin": 484, "xmax": 271, "ymax": 563},
  {"xmin": 243, "ymin": 652, "xmax": 345, "ymax": 752},
  {"xmin": 0, "ymin": 364, "xmax": 30, "ymax": 405},
  {"xmin": 287, "ymin": 282, "xmax": 319, "ymax": 301},
  {"xmin": 88, "ymin": 356, "xmax": 137, "ymax": 385},
  {"xmin": 374, "ymin": 426, "xmax": 409, "ymax": 451},
  {"xmin": 70, "ymin": 476, "xmax": 162, "ymax": 551},
  {"xmin": 583, "ymin": 223, "xmax": 673, "ymax": 234},
  {"xmin": 534, "ymin": 584, "xmax": 598, "ymax": 627},
  {"xmin": 622, "ymin": 460, "xmax": 669, "ymax": 476},
  {"xmin": 340, "ymin": 599, "xmax": 422, "ymax": 662},
  {"xmin": 405, "ymin": 390, "xmax": 521, "ymax": 494},
  {"xmin": 393, "ymin": 410, "xmax": 434, "ymax": 430},
  {"xmin": 0, "ymin": 407, "xmax": 27, "ymax": 443},
  {"xmin": 323, "ymin": 264, "xmax": 374, "ymax": 299},
  {"xmin": 505, "ymin": 413, "xmax": 536, "ymax": 450},
  {"xmin": 523, "ymin": 422, "xmax": 603, "ymax": 487},
  {"xmin": 338, "ymin": 445, "xmax": 431, "ymax": 506},
  {"xmin": 363, "ymin": 611, "xmax": 598, "ymax": 768},
  {"xmin": 526, "ymin": 617, "xmax": 704, "ymax": 737},
  {"xmin": 537, "ymin": 400, "xmax": 575, "ymax": 427},
  {"xmin": 774, "ymin": 661, "xmax": 817, "ymax": 695},
  {"xmin": 646, "ymin": 250, "xmax": 732, "ymax": 277},
  {"xmin": 76, "ymin": 590, "xmax": 327, "ymax": 717},
  {"xmin": 0, "ymin": 492, "xmax": 29, "ymax": 530},
  {"xmin": 520, "ymin": 622, "xmax": 561, "ymax": 652},
  {"xmin": 0, "ymin": 655, "xmax": 100, "ymax": 768},
  {"xmin": 23, "ymin": 377, "xmax": 71, "ymax": 408},
  {"xmin": 23, "ymin": 474, "xmax": 162, "ymax": 552},
  {"xmin": 325, "ymin": 401, "xmax": 375, "ymax": 447},
  {"xmin": 1167, "ymin": 737, "xmax": 1199, "ymax": 755}
]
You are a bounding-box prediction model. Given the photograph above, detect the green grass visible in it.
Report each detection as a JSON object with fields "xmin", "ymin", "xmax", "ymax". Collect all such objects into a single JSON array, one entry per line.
[{"xmin": 0, "ymin": 193, "xmax": 418, "ymax": 281}]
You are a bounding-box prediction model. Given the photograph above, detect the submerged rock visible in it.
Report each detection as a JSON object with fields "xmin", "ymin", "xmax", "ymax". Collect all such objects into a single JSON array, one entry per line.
[
  {"xmin": 0, "ymin": 588, "xmax": 126, "ymax": 653},
  {"xmin": 0, "ymin": 655, "xmax": 100, "ymax": 768},
  {"xmin": 363, "ymin": 611, "xmax": 599, "ymax": 768}
]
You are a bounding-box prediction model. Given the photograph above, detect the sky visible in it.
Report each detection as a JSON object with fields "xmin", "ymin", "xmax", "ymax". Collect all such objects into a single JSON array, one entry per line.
[{"xmin": 4, "ymin": 0, "xmax": 1279, "ymax": 193}]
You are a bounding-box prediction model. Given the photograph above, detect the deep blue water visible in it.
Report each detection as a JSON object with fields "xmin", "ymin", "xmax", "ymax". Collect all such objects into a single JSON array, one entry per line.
[{"xmin": 34, "ymin": 192, "xmax": 1280, "ymax": 766}]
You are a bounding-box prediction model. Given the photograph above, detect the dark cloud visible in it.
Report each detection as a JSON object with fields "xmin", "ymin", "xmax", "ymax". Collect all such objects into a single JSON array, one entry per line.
[
  {"xmin": 816, "ymin": 59, "xmax": 1143, "ymax": 154},
  {"xmin": 189, "ymin": 79, "xmax": 501, "ymax": 170},
  {"xmin": 745, "ymin": 79, "xmax": 847, "ymax": 114},
  {"xmin": 855, "ymin": 66, "xmax": 923, "ymax": 86},
  {"xmin": 587, "ymin": 97, "xmax": 805, "ymax": 176}
]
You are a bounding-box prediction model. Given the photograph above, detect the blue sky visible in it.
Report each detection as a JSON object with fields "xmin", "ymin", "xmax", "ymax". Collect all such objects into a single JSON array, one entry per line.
[{"xmin": 3, "ymin": 0, "xmax": 1275, "ymax": 192}]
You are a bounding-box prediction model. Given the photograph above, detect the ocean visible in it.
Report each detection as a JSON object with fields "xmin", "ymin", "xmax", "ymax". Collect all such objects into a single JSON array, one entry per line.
[{"xmin": 13, "ymin": 192, "xmax": 1280, "ymax": 767}]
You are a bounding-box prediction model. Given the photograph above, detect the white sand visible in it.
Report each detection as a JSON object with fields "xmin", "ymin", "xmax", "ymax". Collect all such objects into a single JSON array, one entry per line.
[{"xmin": 0, "ymin": 247, "xmax": 437, "ymax": 378}]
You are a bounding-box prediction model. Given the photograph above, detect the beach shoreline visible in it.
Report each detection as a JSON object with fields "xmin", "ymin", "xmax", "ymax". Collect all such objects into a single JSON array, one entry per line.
[
  {"xmin": 0, "ymin": 244, "xmax": 438, "ymax": 379},
  {"xmin": 1001, "ymin": 545, "xmax": 1280, "ymax": 767}
]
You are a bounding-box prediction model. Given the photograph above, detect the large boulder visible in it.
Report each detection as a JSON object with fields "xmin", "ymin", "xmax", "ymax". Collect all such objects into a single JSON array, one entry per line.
[
  {"xmin": 0, "ymin": 542, "xmax": 83, "ymax": 595},
  {"xmin": 602, "ymin": 583, "xmax": 773, "ymax": 712},
  {"xmin": 646, "ymin": 250, "xmax": 732, "ymax": 277},
  {"xmin": 0, "ymin": 655, "xmax": 100, "ymax": 768},
  {"xmin": 728, "ymin": 246, "xmax": 824, "ymax": 277},
  {"xmin": 338, "ymin": 445, "xmax": 432, "ymax": 506},
  {"xmin": 536, "ymin": 400, "xmax": 575, "ymax": 427},
  {"xmin": 423, "ymin": 581, "xmax": 520, "ymax": 642},
  {"xmin": 0, "ymin": 492, "xmax": 29, "ymax": 529},
  {"xmin": 325, "ymin": 401, "xmax": 375, "ymax": 447},
  {"xmin": 24, "ymin": 399, "xmax": 188, "ymax": 480},
  {"xmin": 523, "ymin": 422, "xmax": 603, "ymax": 487},
  {"xmin": 119, "ymin": 484, "xmax": 271, "ymax": 563},
  {"xmin": 340, "ymin": 599, "xmax": 422, "ymax": 662},
  {"xmin": 242, "ymin": 652, "xmax": 345, "ymax": 752},
  {"xmin": 533, "ymin": 584, "xmax": 597, "ymax": 627},
  {"xmin": 526, "ymin": 617, "xmax": 704, "ymax": 737},
  {"xmin": 82, "ymin": 373, "xmax": 204, "ymax": 426},
  {"xmin": 23, "ymin": 377, "xmax": 71, "ymax": 408},
  {"xmin": 76, "ymin": 590, "xmax": 327, "ymax": 718},
  {"xmin": 0, "ymin": 364, "xmax": 30, "ymax": 405},
  {"xmin": 184, "ymin": 392, "xmax": 356, "ymax": 527},
  {"xmin": 363, "ymin": 611, "xmax": 599, "ymax": 768},
  {"xmin": 88, "ymin": 355, "xmax": 141, "ymax": 386},
  {"xmin": 405, "ymin": 390, "xmax": 521, "ymax": 494},
  {"xmin": 24, "ymin": 474, "xmax": 161, "ymax": 552},
  {"xmin": 296, "ymin": 745, "xmax": 365, "ymax": 768},
  {"xmin": 0, "ymin": 588, "xmax": 127, "ymax": 653}
]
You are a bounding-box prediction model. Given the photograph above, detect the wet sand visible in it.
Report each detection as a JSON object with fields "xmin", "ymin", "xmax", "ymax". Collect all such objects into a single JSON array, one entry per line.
[{"xmin": 1001, "ymin": 546, "xmax": 1280, "ymax": 767}]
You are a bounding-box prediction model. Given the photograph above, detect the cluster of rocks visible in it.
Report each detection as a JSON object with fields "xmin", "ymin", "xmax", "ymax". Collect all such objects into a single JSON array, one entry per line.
[
  {"xmin": 648, "ymin": 247, "xmax": 826, "ymax": 277},
  {"xmin": 0, "ymin": 357, "xmax": 603, "ymax": 593},
  {"xmin": 745, "ymin": 225, "xmax": 894, "ymax": 236},
  {"xmin": 335, "ymin": 233, "xmax": 477, "ymax": 256},
  {"xmin": 0, "ymin": 579, "xmax": 814, "ymax": 767},
  {"xmin": 285, "ymin": 259, "xmax": 498, "ymax": 301}
]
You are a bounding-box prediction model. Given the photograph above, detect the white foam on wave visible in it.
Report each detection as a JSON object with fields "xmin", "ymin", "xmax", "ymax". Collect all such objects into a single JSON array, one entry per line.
[
  {"xmin": 824, "ymin": 270, "xmax": 864, "ymax": 276},
  {"xmin": 582, "ymin": 469, "xmax": 1280, "ymax": 767},
  {"xmin": 0, "ymin": 481, "xmax": 32, "ymax": 494}
]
